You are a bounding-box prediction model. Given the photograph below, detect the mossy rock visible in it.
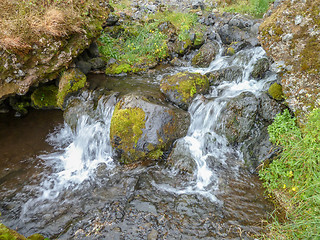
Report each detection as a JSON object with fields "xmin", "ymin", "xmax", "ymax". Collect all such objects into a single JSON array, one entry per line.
[
  {"xmin": 9, "ymin": 96, "xmax": 30, "ymax": 116},
  {"xmin": 0, "ymin": 223, "xmax": 27, "ymax": 240},
  {"xmin": 268, "ymin": 83, "xmax": 284, "ymax": 101},
  {"xmin": 160, "ymin": 71, "xmax": 209, "ymax": 110},
  {"xmin": 110, "ymin": 94, "xmax": 190, "ymax": 164},
  {"xmin": 191, "ymin": 41, "xmax": 220, "ymax": 68},
  {"xmin": 31, "ymin": 85, "xmax": 58, "ymax": 109},
  {"xmin": 27, "ymin": 234, "xmax": 46, "ymax": 240},
  {"xmin": 57, "ymin": 68, "xmax": 87, "ymax": 109}
]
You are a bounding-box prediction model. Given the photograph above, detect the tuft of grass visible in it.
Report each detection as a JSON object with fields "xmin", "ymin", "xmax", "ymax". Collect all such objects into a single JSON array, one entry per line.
[
  {"xmin": 0, "ymin": 0, "xmax": 108, "ymax": 50},
  {"xmin": 218, "ymin": 0, "xmax": 275, "ymax": 18},
  {"xmin": 259, "ymin": 108, "xmax": 320, "ymax": 239}
]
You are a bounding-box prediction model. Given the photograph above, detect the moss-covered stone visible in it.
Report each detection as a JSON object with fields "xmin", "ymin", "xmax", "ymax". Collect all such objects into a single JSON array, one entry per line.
[
  {"xmin": 57, "ymin": 68, "xmax": 87, "ymax": 109},
  {"xmin": 110, "ymin": 104, "xmax": 146, "ymax": 164},
  {"xmin": 27, "ymin": 234, "xmax": 46, "ymax": 240},
  {"xmin": 160, "ymin": 71, "xmax": 209, "ymax": 110},
  {"xmin": 191, "ymin": 41, "xmax": 220, "ymax": 68},
  {"xmin": 109, "ymin": 94, "xmax": 190, "ymax": 164},
  {"xmin": 9, "ymin": 96, "xmax": 30, "ymax": 116},
  {"xmin": 268, "ymin": 83, "xmax": 284, "ymax": 101},
  {"xmin": 31, "ymin": 85, "xmax": 58, "ymax": 109}
]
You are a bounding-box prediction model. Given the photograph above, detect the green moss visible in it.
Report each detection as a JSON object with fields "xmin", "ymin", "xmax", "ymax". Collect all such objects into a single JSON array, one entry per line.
[
  {"xmin": 31, "ymin": 85, "xmax": 58, "ymax": 109},
  {"xmin": 110, "ymin": 104, "xmax": 146, "ymax": 164},
  {"xmin": 147, "ymin": 148, "xmax": 163, "ymax": 160},
  {"xmin": 26, "ymin": 234, "xmax": 46, "ymax": 240},
  {"xmin": 193, "ymin": 32, "xmax": 204, "ymax": 47},
  {"xmin": 57, "ymin": 69, "xmax": 86, "ymax": 108},
  {"xmin": 268, "ymin": 83, "xmax": 284, "ymax": 101}
]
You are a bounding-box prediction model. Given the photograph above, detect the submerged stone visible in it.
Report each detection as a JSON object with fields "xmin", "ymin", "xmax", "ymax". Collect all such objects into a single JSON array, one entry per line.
[
  {"xmin": 110, "ymin": 94, "xmax": 190, "ymax": 164},
  {"xmin": 160, "ymin": 71, "xmax": 209, "ymax": 110}
]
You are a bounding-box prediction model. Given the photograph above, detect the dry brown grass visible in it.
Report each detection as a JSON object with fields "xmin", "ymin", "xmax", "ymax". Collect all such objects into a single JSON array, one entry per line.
[{"xmin": 0, "ymin": 0, "xmax": 106, "ymax": 50}]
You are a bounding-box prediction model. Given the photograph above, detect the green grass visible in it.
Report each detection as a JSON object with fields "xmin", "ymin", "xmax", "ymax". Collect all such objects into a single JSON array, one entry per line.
[
  {"xmin": 99, "ymin": 20, "xmax": 168, "ymax": 66},
  {"xmin": 99, "ymin": 10, "xmax": 199, "ymax": 68},
  {"xmin": 220, "ymin": 0, "xmax": 275, "ymax": 18},
  {"xmin": 259, "ymin": 109, "xmax": 320, "ymax": 239}
]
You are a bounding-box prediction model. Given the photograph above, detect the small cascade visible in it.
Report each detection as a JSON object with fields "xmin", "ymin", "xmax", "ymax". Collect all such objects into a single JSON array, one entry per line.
[
  {"xmin": 155, "ymin": 46, "xmax": 277, "ymax": 200},
  {"xmin": 20, "ymin": 93, "xmax": 117, "ymax": 222}
]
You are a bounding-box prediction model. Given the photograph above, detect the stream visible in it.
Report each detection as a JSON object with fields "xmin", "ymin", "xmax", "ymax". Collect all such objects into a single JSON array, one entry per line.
[{"xmin": 0, "ymin": 46, "xmax": 275, "ymax": 239}]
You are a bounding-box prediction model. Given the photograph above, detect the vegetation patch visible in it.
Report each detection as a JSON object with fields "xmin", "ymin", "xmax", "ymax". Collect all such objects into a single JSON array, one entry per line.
[
  {"xmin": 259, "ymin": 109, "xmax": 320, "ymax": 239},
  {"xmin": 217, "ymin": 0, "xmax": 275, "ymax": 18},
  {"xmin": 99, "ymin": 8, "xmax": 201, "ymax": 74},
  {"xmin": 0, "ymin": 0, "xmax": 108, "ymax": 51}
]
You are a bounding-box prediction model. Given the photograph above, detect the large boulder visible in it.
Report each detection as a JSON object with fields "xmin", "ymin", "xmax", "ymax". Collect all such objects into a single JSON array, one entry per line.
[
  {"xmin": 191, "ymin": 41, "xmax": 220, "ymax": 68},
  {"xmin": 250, "ymin": 57, "xmax": 270, "ymax": 79},
  {"xmin": 110, "ymin": 94, "xmax": 190, "ymax": 164},
  {"xmin": 259, "ymin": 0, "xmax": 320, "ymax": 124},
  {"xmin": 160, "ymin": 72, "xmax": 209, "ymax": 110},
  {"xmin": 218, "ymin": 24, "xmax": 251, "ymax": 45}
]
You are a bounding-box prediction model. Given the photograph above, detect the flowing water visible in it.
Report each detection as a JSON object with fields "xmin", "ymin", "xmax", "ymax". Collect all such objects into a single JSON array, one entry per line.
[{"xmin": 0, "ymin": 47, "xmax": 275, "ymax": 239}]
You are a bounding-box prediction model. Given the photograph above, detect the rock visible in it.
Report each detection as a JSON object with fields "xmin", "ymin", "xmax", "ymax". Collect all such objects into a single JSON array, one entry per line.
[
  {"xmin": 88, "ymin": 57, "xmax": 106, "ymax": 70},
  {"xmin": 259, "ymin": 0, "xmax": 320, "ymax": 123},
  {"xmin": 216, "ymin": 92, "xmax": 259, "ymax": 144},
  {"xmin": 223, "ymin": 41, "xmax": 250, "ymax": 56},
  {"xmin": 27, "ymin": 233, "xmax": 46, "ymax": 240},
  {"xmin": 251, "ymin": 58, "xmax": 270, "ymax": 79},
  {"xmin": 166, "ymin": 139, "xmax": 197, "ymax": 174},
  {"xmin": 228, "ymin": 15, "xmax": 254, "ymax": 29},
  {"xmin": 31, "ymin": 85, "xmax": 59, "ymax": 109},
  {"xmin": 206, "ymin": 66, "xmax": 243, "ymax": 85},
  {"xmin": 147, "ymin": 229, "xmax": 158, "ymax": 240},
  {"xmin": 218, "ymin": 24, "xmax": 251, "ymax": 45},
  {"xmin": 191, "ymin": 41, "xmax": 220, "ymax": 68},
  {"xmin": 57, "ymin": 68, "xmax": 87, "ymax": 109},
  {"xmin": 9, "ymin": 96, "xmax": 30, "ymax": 116},
  {"xmin": 0, "ymin": 4, "xmax": 109, "ymax": 101},
  {"xmin": 87, "ymin": 42, "xmax": 100, "ymax": 58},
  {"xmin": 76, "ymin": 60, "xmax": 92, "ymax": 75},
  {"xmin": 64, "ymin": 98, "xmax": 94, "ymax": 130},
  {"xmin": 160, "ymin": 72, "xmax": 209, "ymax": 110},
  {"xmin": 268, "ymin": 82, "xmax": 284, "ymax": 101},
  {"xmin": 259, "ymin": 92, "xmax": 286, "ymax": 122},
  {"xmin": 104, "ymin": 12, "xmax": 119, "ymax": 26},
  {"xmin": 110, "ymin": 94, "xmax": 190, "ymax": 164}
]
